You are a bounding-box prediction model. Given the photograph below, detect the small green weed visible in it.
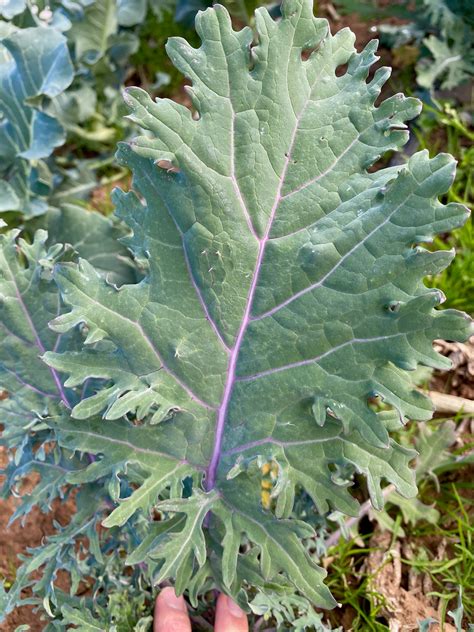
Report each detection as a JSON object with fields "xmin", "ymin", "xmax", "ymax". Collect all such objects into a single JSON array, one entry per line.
[
  {"xmin": 408, "ymin": 480, "xmax": 474, "ymax": 624},
  {"xmin": 324, "ymin": 538, "xmax": 392, "ymax": 631},
  {"xmin": 324, "ymin": 415, "xmax": 474, "ymax": 630},
  {"xmin": 416, "ymin": 102, "xmax": 474, "ymax": 314}
]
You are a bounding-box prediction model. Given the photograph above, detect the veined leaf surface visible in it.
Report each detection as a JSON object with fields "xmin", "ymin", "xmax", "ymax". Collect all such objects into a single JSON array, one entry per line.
[
  {"xmin": 0, "ymin": 230, "xmax": 73, "ymax": 425},
  {"xmin": 44, "ymin": 0, "xmax": 472, "ymax": 607},
  {"xmin": 0, "ymin": 208, "xmax": 138, "ymax": 438}
]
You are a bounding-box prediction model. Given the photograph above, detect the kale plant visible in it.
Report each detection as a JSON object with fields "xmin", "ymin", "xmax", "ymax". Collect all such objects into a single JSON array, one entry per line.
[
  {"xmin": 0, "ymin": 0, "xmax": 472, "ymax": 626},
  {"xmin": 415, "ymin": 0, "xmax": 474, "ymax": 89},
  {"xmin": 0, "ymin": 26, "xmax": 74, "ymax": 216},
  {"xmin": 334, "ymin": 0, "xmax": 474, "ymax": 90},
  {"xmin": 0, "ymin": 0, "xmax": 142, "ymax": 220}
]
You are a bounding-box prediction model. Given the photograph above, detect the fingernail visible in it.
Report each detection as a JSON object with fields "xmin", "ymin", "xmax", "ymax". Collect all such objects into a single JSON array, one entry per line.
[
  {"xmin": 227, "ymin": 596, "xmax": 245, "ymax": 618},
  {"xmin": 163, "ymin": 589, "xmax": 187, "ymax": 612}
]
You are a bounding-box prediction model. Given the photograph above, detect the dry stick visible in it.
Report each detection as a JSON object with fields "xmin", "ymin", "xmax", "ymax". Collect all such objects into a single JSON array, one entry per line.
[
  {"xmin": 324, "ymin": 2, "xmax": 341, "ymax": 21},
  {"xmin": 190, "ymin": 615, "xmax": 213, "ymax": 631},
  {"xmin": 428, "ymin": 391, "xmax": 474, "ymax": 414},
  {"xmin": 253, "ymin": 616, "xmax": 266, "ymax": 632}
]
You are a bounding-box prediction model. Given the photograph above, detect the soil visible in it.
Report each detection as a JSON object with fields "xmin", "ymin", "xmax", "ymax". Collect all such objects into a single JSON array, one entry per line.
[
  {"xmin": 362, "ymin": 531, "xmax": 457, "ymax": 632},
  {"xmin": 90, "ymin": 174, "xmax": 132, "ymax": 216},
  {"xmin": 431, "ymin": 339, "xmax": 474, "ymax": 401},
  {"xmin": 0, "ymin": 448, "xmax": 75, "ymax": 631}
]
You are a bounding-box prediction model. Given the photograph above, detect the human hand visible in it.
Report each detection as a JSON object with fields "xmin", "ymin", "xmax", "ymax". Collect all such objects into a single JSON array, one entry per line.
[{"xmin": 154, "ymin": 586, "xmax": 249, "ymax": 632}]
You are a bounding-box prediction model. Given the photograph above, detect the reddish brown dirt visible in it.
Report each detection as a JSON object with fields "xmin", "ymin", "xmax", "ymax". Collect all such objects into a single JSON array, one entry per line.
[
  {"xmin": 0, "ymin": 448, "xmax": 74, "ymax": 631},
  {"xmin": 90, "ymin": 174, "xmax": 132, "ymax": 216}
]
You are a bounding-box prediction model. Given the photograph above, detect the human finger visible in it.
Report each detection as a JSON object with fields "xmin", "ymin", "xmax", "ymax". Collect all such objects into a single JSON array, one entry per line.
[
  {"xmin": 154, "ymin": 586, "xmax": 192, "ymax": 632},
  {"xmin": 215, "ymin": 594, "xmax": 249, "ymax": 632}
]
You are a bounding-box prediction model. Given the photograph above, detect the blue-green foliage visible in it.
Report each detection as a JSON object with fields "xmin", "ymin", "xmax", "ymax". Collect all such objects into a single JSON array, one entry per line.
[
  {"xmin": 0, "ymin": 0, "xmax": 26, "ymax": 20},
  {"xmin": 416, "ymin": 0, "xmax": 474, "ymax": 89},
  {"xmin": 334, "ymin": 0, "xmax": 474, "ymax": 90},
  {"xmin": 0, "ymin": 1, "xmax": 471, "ymax": 630},
  {"xmin": 0, "ymin": 1, "xmax": 142, "ymax": 220},
  {"xmin": 0, "ymin": 27, "xmax": 73, "ymax": 216}
]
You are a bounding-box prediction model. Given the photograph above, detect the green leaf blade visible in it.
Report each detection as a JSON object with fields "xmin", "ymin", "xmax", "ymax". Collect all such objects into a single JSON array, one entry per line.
[{"xmin": 44, "ymin": 0, "xmax": 473, "ymax": 608}]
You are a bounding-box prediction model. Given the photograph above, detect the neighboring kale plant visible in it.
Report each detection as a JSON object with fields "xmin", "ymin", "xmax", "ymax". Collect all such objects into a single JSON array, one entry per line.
[
  {"xmin": 415, "ymin": 0, "xmax": 474, "ymax": 89},
  {"xmin": 333, "ymin": 0, "xmax": 474, "ymax": 90},
  {"xmin": 0, "ymin": 0, "xmax": 281, "ymax": 224},
  {"xmin": 0, "ymin": 0, "xmax": 472, "ymax": 626},
  {"xmin": 0, "ymin": 26, "xmax": 74, "ymax": 216},
  {"xmin": 0, "ymin": 1, "xmax": 141, "ymax": 221}
]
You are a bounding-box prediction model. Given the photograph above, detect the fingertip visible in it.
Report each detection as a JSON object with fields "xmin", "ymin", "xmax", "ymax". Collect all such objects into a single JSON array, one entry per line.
[
  {"xmin": 154, "ymin": 587, "xmax": 191, "ymax": 632},
  {"xmin": 215, "ymin": 594, "xmax": 249, "ymax": 632},
  {"xmin": 156, "ymin": 586, "xmax": 188, "ymax": 612}
]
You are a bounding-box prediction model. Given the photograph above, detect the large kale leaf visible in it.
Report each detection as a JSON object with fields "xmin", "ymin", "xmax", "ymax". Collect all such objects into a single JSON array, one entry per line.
[{"xmin": 25, "ymin": 0, "xmax": 473, "ymax": 609}]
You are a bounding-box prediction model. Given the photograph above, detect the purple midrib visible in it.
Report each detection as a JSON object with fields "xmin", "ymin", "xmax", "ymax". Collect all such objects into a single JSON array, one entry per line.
[
  {"xmin": 205, "ymin": 96, "xmax": 309, "ymax": 491},
  {"xmin": 5, "ymin": 262, "xmax": 71, "ymax": 409},
  {"xmin": 19, "ymin": 292, "xmax": 71, "ymax": 409},
  {"xmin": 204, "ymin": 235, "xmax": 266, "ymax": 490}
]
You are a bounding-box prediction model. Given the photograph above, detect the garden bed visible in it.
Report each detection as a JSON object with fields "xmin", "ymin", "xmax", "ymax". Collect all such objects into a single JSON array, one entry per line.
[{"xmin": 0, "ymin": 0, "xmax": 472, "ymax": 629}]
